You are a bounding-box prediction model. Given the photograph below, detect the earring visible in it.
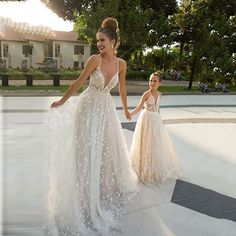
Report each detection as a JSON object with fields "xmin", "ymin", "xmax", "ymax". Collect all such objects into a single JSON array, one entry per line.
[{"xmin": 111, "ymin": 44, "xmax": 114, "ymax": 49}]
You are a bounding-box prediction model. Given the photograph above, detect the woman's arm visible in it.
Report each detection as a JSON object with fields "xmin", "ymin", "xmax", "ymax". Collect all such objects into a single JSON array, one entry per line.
[
  {"xmin": 157, "ymin": 92, "xmax": 162, "ymax": 113},
  {"xmin": 118, "ymin": 59, "xmax": 130, "ymax": 120},
  {"xmin": 51, "ymin": 55, "xmax": 99, "ymax": 108},
  {"xmin": 130, "ymin": 91, "xmax": 149, "ymax": 116}
]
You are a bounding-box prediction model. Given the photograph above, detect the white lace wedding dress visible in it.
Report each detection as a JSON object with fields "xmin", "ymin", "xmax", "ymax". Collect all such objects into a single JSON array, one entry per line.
[
  {"xmin": 130, "ymin": 93, "xmax": 181, "ymax": 186},
  {"xmin": 44, "ymin": 59, "xmax": 138, "ymax": 236}
]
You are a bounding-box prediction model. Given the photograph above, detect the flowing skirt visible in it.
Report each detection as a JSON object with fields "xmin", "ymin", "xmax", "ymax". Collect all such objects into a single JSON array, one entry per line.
[
  {"xmin": 44, "ymin": 88, "xmax": 138, "ymax": 236},
  {"xmin": 130, "ymin": 110, "xmax": 181, "ymax": 186}
]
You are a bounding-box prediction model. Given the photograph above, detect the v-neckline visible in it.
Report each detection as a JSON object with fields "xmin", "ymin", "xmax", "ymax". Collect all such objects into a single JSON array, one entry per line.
[
  {"xmin": 149, "ymin": 92, "xmax": 158, "ymax": 106},
  {"xmin": 98, "ymin": 57, "xmax": 119, "ymax": 89},
  {"xmin": 98, "ymin": 68, "xmax": 118, "ymax": 89}
]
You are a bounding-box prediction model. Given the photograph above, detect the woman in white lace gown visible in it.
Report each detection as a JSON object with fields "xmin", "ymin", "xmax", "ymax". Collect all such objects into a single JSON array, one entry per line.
[
  {"xmin": 130, "ymin": 71, "xmax": 181, "ymax": 186},
  {"xmin": 45, "ymin": 18, "xmax": 138, "ymax": 236}
]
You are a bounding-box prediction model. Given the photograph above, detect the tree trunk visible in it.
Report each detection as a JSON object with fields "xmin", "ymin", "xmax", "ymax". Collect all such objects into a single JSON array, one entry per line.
[
  {"xmin": 161, "ymin": 48, "xmax": 165, "ymax": 70},
  {"xmin": 188, "ymin": 55, "xmax": 197, "ymax": 90},
  {"xmin": 178, "ymin": 40, "xmax": 184, "ymax": 69}
]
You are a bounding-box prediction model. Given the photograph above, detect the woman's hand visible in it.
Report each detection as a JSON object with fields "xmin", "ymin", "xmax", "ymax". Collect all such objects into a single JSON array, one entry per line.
[
  {"xmin": 50, "ymin": 100, "xmax": 64, "ymax": 109},
  {"xmin": 125, "ymin": 111, "xmax": 132, "ymax": 121}
]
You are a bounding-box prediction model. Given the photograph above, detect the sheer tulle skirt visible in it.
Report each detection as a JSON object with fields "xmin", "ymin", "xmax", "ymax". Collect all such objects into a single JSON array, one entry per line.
[
  {"xmin": 130, "ymin": 110, "xmax": 181, "ymax": 186},
  {"xmin": 44, "ymin": 88, "xmax": 138, "ymax": 236}
]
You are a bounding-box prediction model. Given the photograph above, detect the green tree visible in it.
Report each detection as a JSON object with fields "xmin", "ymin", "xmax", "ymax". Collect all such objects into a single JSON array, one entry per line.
[
  {"xmin": 198, "ymin": 13, "xmax": 236, "ymax": 84},
  {"xmin": 41, "ymin": 0, "xmax": 93, "ymax": 21},
  {"xmin": 173, "ymin": 0, "xmax": 236, "ymax": 89},
  {"xmin": 42, "ymin": 0, "xmax": 178, "ymax": 59},
  {"xmin": 74, "ymin": 0, "xmax": 150, "ymax": 59},
  {"xmin": 143, "ymin": 47, "xmax": 179, "ymax": 71},
  {"xmin": 74, "ymin": 0, "xmax": 177, "ymax": 59},
  {"xmin": 41, "ymin": 0, "xmax": 235, "ymax": 83}
]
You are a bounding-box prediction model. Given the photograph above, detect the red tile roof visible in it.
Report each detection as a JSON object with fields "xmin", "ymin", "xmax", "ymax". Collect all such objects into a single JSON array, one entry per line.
[
  {"xmin": 0, "ymin": 26, "xmax": 26, "ymax": 41},
  {"xmin": 0, "ymin": 25, "xmax": 79, "ymax": 42},
  {"xmin": 48, "ymin": 31, "xmax": 78, "ymax": 42}
]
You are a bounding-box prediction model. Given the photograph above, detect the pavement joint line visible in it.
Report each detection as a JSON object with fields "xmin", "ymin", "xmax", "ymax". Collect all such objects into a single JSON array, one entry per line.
[
  {"xmin": 222, "ymin": 110, "xmax": 236, "ymax": 113},
  {"xmin": 1, "ymin": 104, "xmax": 236, "ymax": 113},
  {"xmin": 163, "ymin": 118, "xmax": 236, "ymax": 124},
  {"xmin": 3, "ymin": 118, "xmax": 236, "ymax": 125},
  {"xmin": 1, "ymin": 93, "xmax": 236, "ymax": 97},
  {"xmin": 117, "ymin": 105, "xmax": 236, "ymax": 110},
  {"xmin": 121, "ymin": 118, "xmax": 236, "ymax": 129}
]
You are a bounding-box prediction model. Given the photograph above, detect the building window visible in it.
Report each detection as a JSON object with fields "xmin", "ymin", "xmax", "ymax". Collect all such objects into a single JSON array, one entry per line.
[
  {"xmin": 74, "ymin": 45, "xmax": 84, "ymax": 55},
  {"xmin": 3, "ymin": 44, "xmax": 9, "ymax": 57},
  {"xmin": 23, "ymin": 45, "xmax": 33, "ymax": 57},
  {"xmin": 74, "ymin": 61, "xmax": 79, "ymax": 69},
  {"xmin": 55, "ymin": 44, "xmax": 60, "ymax": 58},
  {"xmin": 44, "ymin": 41, "xmax": 53, "ymax": 57}
]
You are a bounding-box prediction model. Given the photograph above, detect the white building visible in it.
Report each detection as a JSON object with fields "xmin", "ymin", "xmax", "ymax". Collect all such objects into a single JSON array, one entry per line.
[{"xmin": 0, "ymin": 22, "xmax": 90, "ymax": 69}]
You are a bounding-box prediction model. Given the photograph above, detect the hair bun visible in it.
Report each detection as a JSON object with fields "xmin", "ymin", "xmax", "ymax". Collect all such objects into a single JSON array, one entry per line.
[{"xmin": 101, "ymin": 17, "xmax": 119, "ymax": 31}]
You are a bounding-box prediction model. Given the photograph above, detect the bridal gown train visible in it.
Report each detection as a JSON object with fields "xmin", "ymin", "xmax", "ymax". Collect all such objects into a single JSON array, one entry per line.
[{"xmin": 44, "ymin": 59, "xmax": 138, "ymax": 236}]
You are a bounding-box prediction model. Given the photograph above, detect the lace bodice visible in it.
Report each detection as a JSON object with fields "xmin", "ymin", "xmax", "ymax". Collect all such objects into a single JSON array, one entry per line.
[
  {"xmin": 88, "ymin": 58, "xmax": 119, "ymax": 93},
  {"xmin": 144, "ymin": 93, "xmax": 160, "ymax": 112}
]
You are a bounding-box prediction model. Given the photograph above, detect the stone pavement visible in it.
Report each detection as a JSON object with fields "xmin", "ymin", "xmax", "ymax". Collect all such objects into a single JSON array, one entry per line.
[{"xmin": 1, "ymin": 95, "xmax": 236, "ymax": 236}]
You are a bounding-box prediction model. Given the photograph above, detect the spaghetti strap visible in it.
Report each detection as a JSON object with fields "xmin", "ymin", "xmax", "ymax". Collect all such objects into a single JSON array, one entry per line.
[
  {"xmin": 98, "ymin": 55, "xmax": 102, "ymax": 69},
  {"xmin": 117, "ymin": 58, "xmax": 119, "ymax": 73},
  {"xmin": 147, "ymin": 91, "xmax": 152, "ymax": 101}
]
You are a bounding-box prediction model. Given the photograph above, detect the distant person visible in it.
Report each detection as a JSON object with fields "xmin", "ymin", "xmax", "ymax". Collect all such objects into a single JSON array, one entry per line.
[
  {"xmin": 170, "ymin": 69, "xmax": 177, "ymax": 80},
  {"xmin": 176, "ymin": 70, "xmax": 183, "ymax": 81},
  {"xmin": 198, "ymin": 81, "xmax": 211, "ymax": 93},
  {"xmin": 170, "ymin": 69, "xmax": 182, "ymax": 81},
  {"xmin": 215, "ymin": 82, "xmax": 230, "ymax": 93}
]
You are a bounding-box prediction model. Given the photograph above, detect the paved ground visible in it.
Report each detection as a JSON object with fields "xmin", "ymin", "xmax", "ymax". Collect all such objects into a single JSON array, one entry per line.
[{"xmin": 1, "ymin": 95, "xmax": 236, "ymax": 235}]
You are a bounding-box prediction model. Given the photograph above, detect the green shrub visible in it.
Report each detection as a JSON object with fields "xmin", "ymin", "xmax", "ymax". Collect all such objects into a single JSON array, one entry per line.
[
  {"xmin": 127, "ymin": 70, "xmax": 152, "ymax": 80},
  {"xmin": 59, "ymin": 70, "xmax": 81, "ymax": 80}
]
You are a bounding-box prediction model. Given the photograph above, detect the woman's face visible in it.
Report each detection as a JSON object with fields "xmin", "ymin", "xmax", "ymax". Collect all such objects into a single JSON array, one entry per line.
[
  {"xmin": 96, "ymin": 32, "xmax": 114, "ymax": 55},
  {"xmin": 149, "ymin": 75, "xmax": 160, "ymax": 89}
]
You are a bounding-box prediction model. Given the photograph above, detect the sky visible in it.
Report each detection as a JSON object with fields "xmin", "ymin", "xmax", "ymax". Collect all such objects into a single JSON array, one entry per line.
[{"xmin": 0, "ymin": 0, "xmax": 74, "ymax": 31}]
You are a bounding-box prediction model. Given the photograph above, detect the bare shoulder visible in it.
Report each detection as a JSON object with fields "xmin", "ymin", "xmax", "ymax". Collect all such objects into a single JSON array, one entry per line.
[
  {"xmin": 117, "ymin": 58, "xmax": 127, "ymax": 71},
  {"xmin": 82, "ymin": 54, "xmax": 100, "ymax": 74},
  {"xmin": 87, "ymin": 54, "xmax": 100, "ymax": 65},
  {"xmin": 117, "ymin": 57, "xmax": 126, "ymax": 65},
  {"xmin": 143, "ymin": 90, "xmax": 150, "ymax": 99}
]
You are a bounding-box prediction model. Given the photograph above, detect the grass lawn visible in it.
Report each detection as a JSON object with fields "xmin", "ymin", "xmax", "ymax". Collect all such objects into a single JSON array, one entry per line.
[
  {"xmin": 0, "ymin": 85, "xmax": 76, "ymax": 92},
  {"xmin": 0, "ymin": 85, "xmax": 200, "ymax": 93},
  {"xmin": 159, "ymin": 86, "xmax": 200, "ymax": 93}
]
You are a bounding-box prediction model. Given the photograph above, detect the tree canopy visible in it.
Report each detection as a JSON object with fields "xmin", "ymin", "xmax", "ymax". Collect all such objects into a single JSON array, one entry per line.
[
  {"xmin": 41, "ymin": 0, "xmax": 236, "ymax": 86},
  {"xmin": 41, "ymin": 0, "xmax": 177, "ymax": 50}
]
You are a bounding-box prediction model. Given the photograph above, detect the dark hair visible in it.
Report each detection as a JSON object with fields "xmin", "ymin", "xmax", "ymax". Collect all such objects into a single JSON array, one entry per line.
[
  {"xmin": 152, "ymin": 71, "xmax": 163, "ymax": 82},
  {"xmin": 97, "ymin": 17, "xmax": 120, "ymax": 53}
]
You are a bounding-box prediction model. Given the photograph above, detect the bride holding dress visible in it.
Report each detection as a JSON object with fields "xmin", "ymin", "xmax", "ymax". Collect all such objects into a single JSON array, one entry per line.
[{"xmin": 45, "ymin": 17, "xmax": 138, "ymax": 236}]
